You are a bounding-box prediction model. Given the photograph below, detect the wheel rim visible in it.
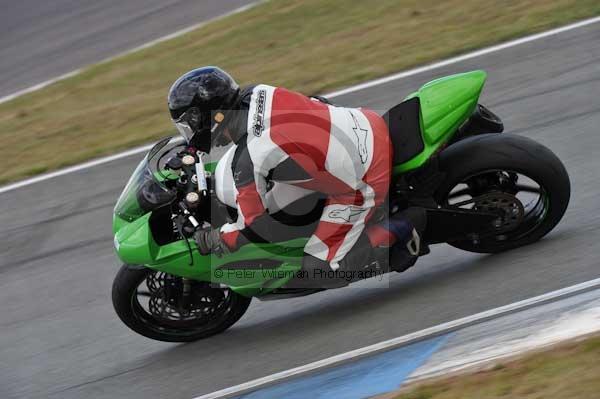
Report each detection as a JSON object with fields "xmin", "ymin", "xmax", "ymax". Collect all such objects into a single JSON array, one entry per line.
[
  {"xmin": 130, "ymin": 271, "xmax": 237, "ymax": 337},
  {"xmin": 443, "ymin": 169, "xmax": 551, "ymax": 243}
]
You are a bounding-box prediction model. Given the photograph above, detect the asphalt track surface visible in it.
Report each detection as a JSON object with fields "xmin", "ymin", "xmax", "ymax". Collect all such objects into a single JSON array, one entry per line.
[
  {"xmin": 1, "ymin": 22, "xmax": 599, "ymax": 399},
  {"xmin": 0, "ymin": 0, "xmax": 254, "ymax": 97}
]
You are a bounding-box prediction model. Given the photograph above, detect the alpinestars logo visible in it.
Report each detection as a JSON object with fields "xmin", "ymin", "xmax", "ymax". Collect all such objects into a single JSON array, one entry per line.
[
  {"xmin": 350, "ymin": 111, "xmax": 369, "ymax": 164},
  {"xmin": 328, "ymin": 206, "xmax": 365, "ymax": 223},
  {"xmin": 252, "ymin": 89, "xmax": 267, "ymax": 137}
]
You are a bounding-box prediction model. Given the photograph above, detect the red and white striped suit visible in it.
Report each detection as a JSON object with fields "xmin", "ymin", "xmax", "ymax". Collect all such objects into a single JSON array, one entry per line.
[{"xmin": 220, "ymin": 85, "xmax": 392, "ymax": 270}]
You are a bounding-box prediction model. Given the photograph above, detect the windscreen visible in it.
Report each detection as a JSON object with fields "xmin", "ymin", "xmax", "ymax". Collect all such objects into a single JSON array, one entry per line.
[{"xmin": 114, "ymin": 137, "xmax": 183, "ymax": 222}]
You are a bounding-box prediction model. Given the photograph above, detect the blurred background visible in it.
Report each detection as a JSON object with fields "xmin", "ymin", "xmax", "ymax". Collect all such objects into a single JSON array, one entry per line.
[{"xmin": 0, "ymin": 1, "xmax": 599, "ymax": 398}]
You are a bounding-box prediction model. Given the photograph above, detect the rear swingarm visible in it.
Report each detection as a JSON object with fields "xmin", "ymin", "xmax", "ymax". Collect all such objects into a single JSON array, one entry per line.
[{"xmin": 422, "ymin": 207, "xmax": 499, "ymax": 244}]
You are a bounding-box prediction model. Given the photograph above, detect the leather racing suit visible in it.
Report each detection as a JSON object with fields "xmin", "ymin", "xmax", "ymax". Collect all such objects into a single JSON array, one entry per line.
[{"xmin": 219, "ymin": 85, "xmax": 408, "ymax": 284}]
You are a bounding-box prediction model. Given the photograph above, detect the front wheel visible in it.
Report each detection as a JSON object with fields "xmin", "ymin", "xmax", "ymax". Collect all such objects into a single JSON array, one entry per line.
[
  {"xmin": 112, "ymin": 264, "xmax": 251, "ymax": 342},
  {"xmin": 436, "ymin": 134, "xmax": 570, "ymax": 253}
]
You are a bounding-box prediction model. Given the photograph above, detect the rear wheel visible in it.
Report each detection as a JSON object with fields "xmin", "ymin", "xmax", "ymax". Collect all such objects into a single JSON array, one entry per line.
[
  {"xmin": 112, "ymin": 264, "xmax": 251, "ymax": 342},
  {"xmin": 436, "ymin": 134, "xmax": 570, "ymax": 253}
]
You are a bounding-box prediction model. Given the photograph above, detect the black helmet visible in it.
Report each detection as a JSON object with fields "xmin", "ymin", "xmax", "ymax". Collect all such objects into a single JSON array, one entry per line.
[{"xmin": 168, "ymin": 66, "xmax": 240, "ymax": 152}]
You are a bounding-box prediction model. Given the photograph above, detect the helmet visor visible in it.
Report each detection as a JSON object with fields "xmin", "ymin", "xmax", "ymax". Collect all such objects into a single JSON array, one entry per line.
[
  {"xmin": 172, "ymin": 107, "xmax": 206, "ymax": 143},
  {"xmin": 172, "ymin": 107, "xmax": 233, "ymax": 153},
  {"xmin": 173, "ymin": 121, "xmax": 194, "ymax": 143},
  {"xmin": 174, "ymin": 120, "xmax": 195, "ymax": 142}
]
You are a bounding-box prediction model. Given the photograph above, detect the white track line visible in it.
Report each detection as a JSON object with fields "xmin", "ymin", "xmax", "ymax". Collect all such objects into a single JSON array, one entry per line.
[
  {"xmin": 0, "ymin": 144, "xmax": 155, "ymax": 193},
  {"xmin": 193, "ymin": 277, "xmax": 600, "ymax": 399},
  {"xmin": 1, "ymin": 15, "xmax": 599, "ymax": 195},
  {"xmin": 324, "ymin": 15, "xmax": 600, "ymax": 98},
  {"xmin": 0, "ymin": 2, "xmax": 261, "ymax": 105}
]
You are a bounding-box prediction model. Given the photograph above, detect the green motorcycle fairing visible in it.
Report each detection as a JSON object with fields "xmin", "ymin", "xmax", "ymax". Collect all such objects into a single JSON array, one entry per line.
[
  {"xmin": 394, "ymin": 70, "xmax": 487, "ymax": 174},
  {"xmin": 113, "ymin": 71, "xmax": 488, "ymax": 297},
  {"xmin": 112, "ymin": 136, "xmax": 307, "ymax": 297},
  {"xmin": 114, "ymin": 211, "xmax": 306, "ymax": 297}
]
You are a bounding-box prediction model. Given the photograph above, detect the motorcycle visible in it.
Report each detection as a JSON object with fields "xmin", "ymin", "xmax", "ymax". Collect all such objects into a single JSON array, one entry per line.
[{"xmin": 111, "ymin": 70, "xmax": 570, "ymax": 342}]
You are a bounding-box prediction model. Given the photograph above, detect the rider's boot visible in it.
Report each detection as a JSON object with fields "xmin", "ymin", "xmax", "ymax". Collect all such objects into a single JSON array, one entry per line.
[
  {"xmin": 286, "ymin": 207, "xmax": 428, "ymax": 289},
  {"xmin": 387, "ymin": 207, "xmax": 428, "ymax": 272}
]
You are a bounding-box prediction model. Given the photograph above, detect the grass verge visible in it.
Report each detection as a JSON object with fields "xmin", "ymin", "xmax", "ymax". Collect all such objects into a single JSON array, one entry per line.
[
  {"xmin": 395, "ymin": 334, "xmax": 600, "ymax": 399},
  {"xmin": 0, "ymin": 0, "xmax": 599, "ymax": 184}
]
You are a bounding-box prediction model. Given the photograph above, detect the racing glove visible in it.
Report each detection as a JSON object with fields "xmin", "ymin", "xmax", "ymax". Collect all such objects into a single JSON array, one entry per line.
[{"xmin": 195, "ymin": 228, "xmax": 231, "ymax": 257}]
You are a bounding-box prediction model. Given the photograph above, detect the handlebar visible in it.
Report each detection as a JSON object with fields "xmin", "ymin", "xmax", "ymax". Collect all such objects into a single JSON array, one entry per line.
[{"xmin": 164, "ymin": 149, "xmax": 212, "ymax": 237}]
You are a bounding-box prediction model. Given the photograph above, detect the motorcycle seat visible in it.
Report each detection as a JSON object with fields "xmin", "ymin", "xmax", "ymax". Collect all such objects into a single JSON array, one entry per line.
[{"xmin": 383, "ymin": 97, "xmax": 425, "ymax": 165}]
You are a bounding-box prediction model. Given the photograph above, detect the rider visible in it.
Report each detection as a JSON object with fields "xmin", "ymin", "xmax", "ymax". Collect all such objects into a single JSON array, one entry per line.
[{"xmin": 167, "ymin": 66, "xmax": 426, "ymax": 288}]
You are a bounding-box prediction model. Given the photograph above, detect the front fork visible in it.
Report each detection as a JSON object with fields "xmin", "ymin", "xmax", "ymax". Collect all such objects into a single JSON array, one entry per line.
[{"xmin": 181, "ymin": 278, "xmax": 192, "ymax": 309}]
